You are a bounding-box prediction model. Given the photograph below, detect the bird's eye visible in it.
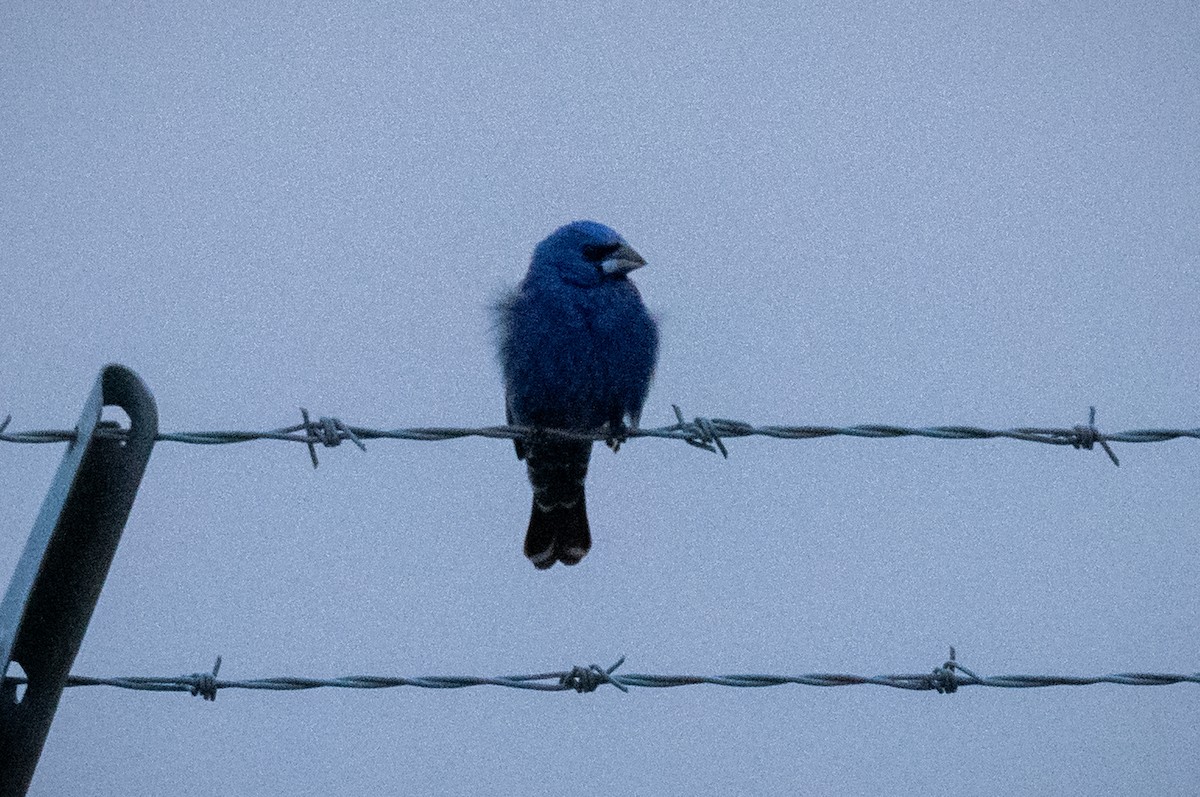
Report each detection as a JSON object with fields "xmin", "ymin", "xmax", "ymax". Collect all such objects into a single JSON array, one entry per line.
[{"xmin": 581, "ymin": 242, "xmax": 621, "ymax": 262}]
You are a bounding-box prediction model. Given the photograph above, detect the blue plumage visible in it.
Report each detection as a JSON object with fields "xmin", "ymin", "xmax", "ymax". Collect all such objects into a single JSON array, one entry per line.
[{"xmin": 497, "ymin": 221, "xmax": 659, "ymax": 569}]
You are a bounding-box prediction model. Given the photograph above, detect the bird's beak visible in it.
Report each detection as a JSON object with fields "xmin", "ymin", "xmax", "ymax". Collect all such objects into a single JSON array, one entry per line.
[{"xmin": 601, "ymin": 244, "xmax": 647, "ymax": 276}]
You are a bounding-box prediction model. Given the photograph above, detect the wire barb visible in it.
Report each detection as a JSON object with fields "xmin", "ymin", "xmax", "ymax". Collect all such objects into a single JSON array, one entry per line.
[
  {"xmin": 930, "ymin": 646, "xmax": 960, "ymax": 694},
  {"xmin": 672, "ymin": 405, "xmax": 729, "ymax": 458},
  {"xmin": 189, "ymin": 656, "xmax": 222, "ymax": 701},
  {"xmin": 1072, "ymin": 406, "xmax": 1120, "ymax": 466},
  {"xmin": 299, "ymin": 408, "xmax": 367, "ymax": 468},
  {"xmin": 559, "ymin": 657, "xmax": 629, "ymax": 693}
]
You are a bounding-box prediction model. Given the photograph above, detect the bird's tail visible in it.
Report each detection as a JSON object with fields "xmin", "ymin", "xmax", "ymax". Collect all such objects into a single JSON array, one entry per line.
[
  {"xmin": 524, "ymin": 492, "xmax": 590, "ymax": 569},
  {"xmin": 524, "ymin": 442, "xmax": 592, "ymax": 569}
]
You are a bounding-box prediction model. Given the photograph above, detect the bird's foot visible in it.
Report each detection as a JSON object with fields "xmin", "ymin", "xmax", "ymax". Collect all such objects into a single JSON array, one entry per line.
[{"xmin": 605, "ymin": 421, "xmax": 630, "ymax": 453}]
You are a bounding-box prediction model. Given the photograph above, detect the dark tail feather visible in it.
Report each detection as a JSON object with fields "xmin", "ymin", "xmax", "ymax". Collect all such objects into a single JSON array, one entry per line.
[
  {"xmin": 523, "ymin": 440, "xmax": 593, "ymax": 569},
  {"xmin": 524, "ymin": 493, "xmax": 590, "ymax": 569}
]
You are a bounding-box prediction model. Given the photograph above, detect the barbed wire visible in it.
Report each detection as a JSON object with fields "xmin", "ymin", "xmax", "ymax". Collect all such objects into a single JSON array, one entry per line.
[
  {"xmin": 3, "ymin": 405, "xmax": 1197, "ymax": 467},
  {"xmin": 6, "ymin": 650, "xmax": 1197, "ymax": 703}
]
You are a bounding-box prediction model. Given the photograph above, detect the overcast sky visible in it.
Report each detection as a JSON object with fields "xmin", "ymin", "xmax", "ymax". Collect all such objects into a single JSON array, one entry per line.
[{"xmin": 2, "ymin": 2, "xmax": 1198, "ymax": 794}]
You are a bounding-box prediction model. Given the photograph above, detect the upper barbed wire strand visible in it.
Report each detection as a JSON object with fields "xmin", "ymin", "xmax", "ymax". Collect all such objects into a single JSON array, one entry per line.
[{"xmin": 2, "ymin": 407, "xmax": 1196, "ymax": 468}]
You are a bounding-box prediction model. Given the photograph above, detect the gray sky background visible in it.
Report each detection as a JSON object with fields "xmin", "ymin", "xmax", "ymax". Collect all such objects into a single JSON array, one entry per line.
[{"xmin": 2, "ymin": 2, "xmax": 1198, "ymax": 794}]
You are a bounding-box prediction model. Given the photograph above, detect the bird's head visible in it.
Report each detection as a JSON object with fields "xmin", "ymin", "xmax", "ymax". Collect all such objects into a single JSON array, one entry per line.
[{"xmin": 529, "ymin": 220, "xmax": 647, "ymax": 288}]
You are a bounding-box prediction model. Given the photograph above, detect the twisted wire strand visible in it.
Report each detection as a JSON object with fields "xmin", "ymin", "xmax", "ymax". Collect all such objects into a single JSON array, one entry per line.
[
  {"xmin": 2, "ymin": 407, "xmax": 1195, "ymax": 466},
  {"xmin": 7, "ymin": 654, "xmax": 1197, "ymax": 702}
]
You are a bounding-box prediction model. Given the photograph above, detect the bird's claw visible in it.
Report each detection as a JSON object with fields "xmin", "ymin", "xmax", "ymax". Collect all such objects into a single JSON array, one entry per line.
[{"xmin": 606, "ymin": 421, "xmax": 630, "ymax": 453}]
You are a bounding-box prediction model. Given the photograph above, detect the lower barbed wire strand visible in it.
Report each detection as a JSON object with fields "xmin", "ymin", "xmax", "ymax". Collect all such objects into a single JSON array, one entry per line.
[{"xmin": 10, "ymin": 659, "xmax": 1195, "ymax": 701}]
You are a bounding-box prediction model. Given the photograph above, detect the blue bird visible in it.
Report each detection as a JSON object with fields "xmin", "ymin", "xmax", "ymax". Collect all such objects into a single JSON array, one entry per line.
[{"xmin": 497, "ymin": 221, "xmax": 659, "ymax": 569}]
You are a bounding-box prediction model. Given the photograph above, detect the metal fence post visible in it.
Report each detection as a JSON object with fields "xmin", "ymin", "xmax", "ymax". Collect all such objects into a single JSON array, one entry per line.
[{"xmin": 0, "ymin": 365, "xmax": 157, "ymax": 795}]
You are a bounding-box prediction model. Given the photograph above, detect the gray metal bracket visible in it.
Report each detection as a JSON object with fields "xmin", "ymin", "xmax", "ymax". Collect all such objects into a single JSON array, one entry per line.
[{"xmin": 0, "ymin": 365, "xmax": 157, "ymax": 795}]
